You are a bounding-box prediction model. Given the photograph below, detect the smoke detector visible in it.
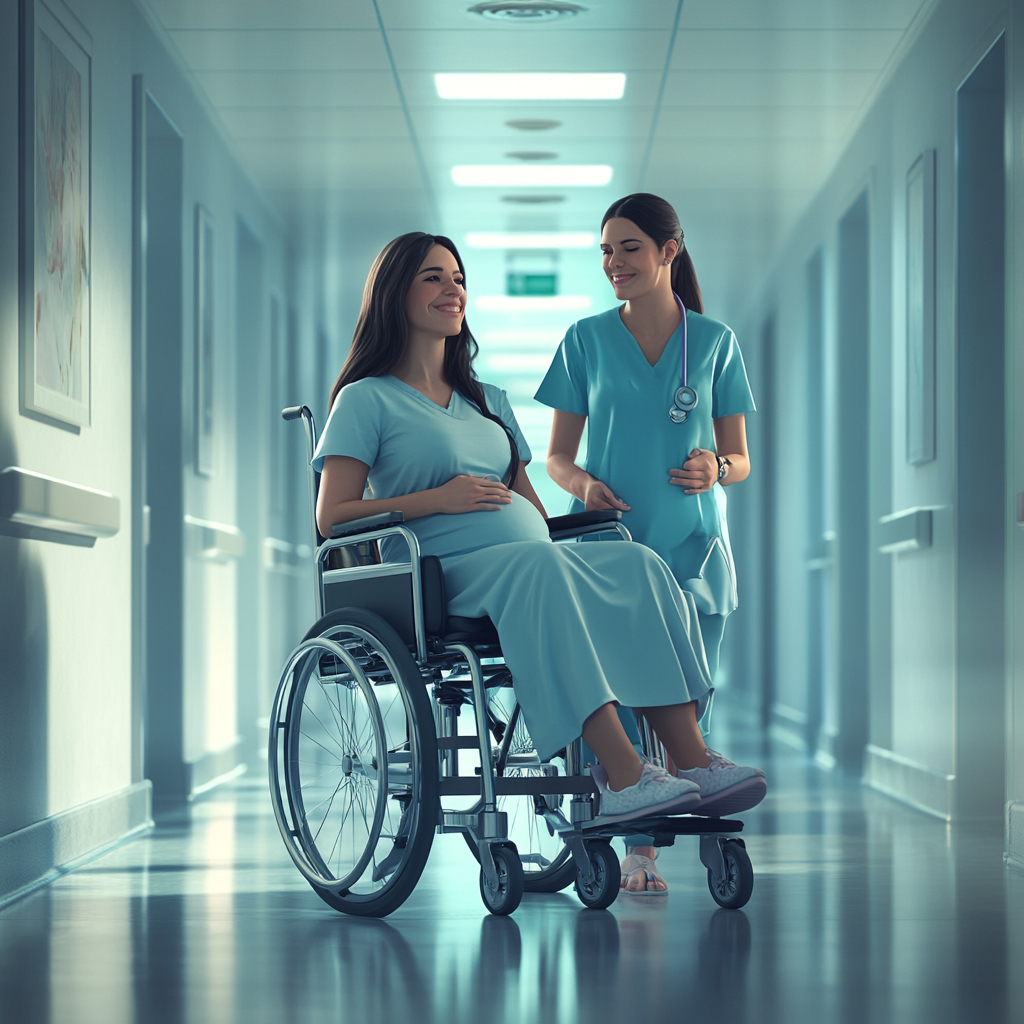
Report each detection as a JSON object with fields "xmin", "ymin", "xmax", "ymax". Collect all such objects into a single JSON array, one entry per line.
[
  {"xmin": 501, "ymin": 194, "xmax": 566, "ymax": 204},
  {"xmin": 505, "ymin": 119, "xmax": 562, "ymax": 131},
  {"xmin": 505, "ymin": 151, "xmax": 558, "ymax": 160},
  {"xmin": 468, "ymin": 2, "xmax": 585, "ymax": 22}
]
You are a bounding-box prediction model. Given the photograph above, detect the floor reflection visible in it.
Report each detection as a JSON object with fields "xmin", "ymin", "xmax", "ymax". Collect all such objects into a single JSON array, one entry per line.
[{"xmin": 0, "ymin": 712, "xmax": 1021, "ymax": 1024}]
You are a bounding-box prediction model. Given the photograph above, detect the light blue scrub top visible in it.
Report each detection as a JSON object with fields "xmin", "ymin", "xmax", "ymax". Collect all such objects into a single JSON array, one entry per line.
[
  {"xmin": 534, "ymin": 305, "xmax": 755, "ymax": 615},
  {"xmin": 312, "ymin": 376, "xmax": 544, "ymax": 559}
]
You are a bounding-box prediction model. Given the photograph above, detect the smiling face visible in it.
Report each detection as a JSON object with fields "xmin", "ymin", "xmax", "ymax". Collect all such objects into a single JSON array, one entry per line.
[
  {"xmin": 404, "ymin": 243, "xmax": 466, "ymax": 340},
  {"xmin": 600, "ymin": 217, "xmax": 679, "ymax": 301}
]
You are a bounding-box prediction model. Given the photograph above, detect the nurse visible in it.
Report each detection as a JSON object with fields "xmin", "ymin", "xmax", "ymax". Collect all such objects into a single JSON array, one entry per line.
[{"xmin": 535, "ymin": 193, "xmax": 766, "ymax": 893}]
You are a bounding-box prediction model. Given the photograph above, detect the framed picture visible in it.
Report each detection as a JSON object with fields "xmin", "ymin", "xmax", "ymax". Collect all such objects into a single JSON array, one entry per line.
[
  {"xmin": 194, "ymin": 205, "xmax": 215, "ymax": 476},
  {"xmin": 19, "ymin": 0, "xmax": 92, "ymax": 428},
  {"xmin": 906, "ymin": 150, "xmax": 936, "ymax": 465}
]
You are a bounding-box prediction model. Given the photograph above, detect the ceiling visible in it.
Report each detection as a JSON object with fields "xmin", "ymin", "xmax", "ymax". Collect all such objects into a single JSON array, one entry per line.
[{"xmin": 145, "ymin": 0, "xmax": 933, "ymax": 324}]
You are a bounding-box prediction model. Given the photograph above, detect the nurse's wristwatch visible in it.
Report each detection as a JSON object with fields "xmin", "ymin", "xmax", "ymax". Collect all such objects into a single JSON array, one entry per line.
[{"xmin": 715, "ymin": 454, "xmax": 731, "ymax": 483}]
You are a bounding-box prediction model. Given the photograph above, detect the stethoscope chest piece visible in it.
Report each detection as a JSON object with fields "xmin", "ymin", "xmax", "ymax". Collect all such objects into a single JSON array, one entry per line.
[{"xmin": 674, "ymin": 386, "xmax": 697, "ymax": 411}]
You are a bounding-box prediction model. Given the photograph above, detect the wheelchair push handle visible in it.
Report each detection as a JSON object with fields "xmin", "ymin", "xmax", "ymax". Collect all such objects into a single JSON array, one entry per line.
[{"xmin": 281, "ymin": 405, "xmax": 309, "ymax": 422}]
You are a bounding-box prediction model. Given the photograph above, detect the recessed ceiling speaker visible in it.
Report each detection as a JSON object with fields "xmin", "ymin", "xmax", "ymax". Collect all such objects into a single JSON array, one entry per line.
[
  {"xmin": 505, "ymin": 151, "xmax": 558, "ymax": 160},
  {"xmin": 468, "ymin": 2, "xmax": 585, "ymax": 21},
  {"xmin": 501, "ymin": 194, "xmax": 566, "ymax": 203},
  {"xmin": 505, "ymin": 119, "xmax": 562, "ymax": 131}
]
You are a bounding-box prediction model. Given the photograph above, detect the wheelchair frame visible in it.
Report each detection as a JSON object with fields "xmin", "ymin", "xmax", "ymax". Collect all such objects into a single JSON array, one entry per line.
[{"xmin": 271, "ymin": 404, "xmax": 751, "ymax": 916}]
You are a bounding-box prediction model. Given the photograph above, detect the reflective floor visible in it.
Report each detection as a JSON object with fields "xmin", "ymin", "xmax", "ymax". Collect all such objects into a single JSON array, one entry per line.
[{"xmin": 2, "ymin": 709, "xmax": 1022, "ymax": 1024}]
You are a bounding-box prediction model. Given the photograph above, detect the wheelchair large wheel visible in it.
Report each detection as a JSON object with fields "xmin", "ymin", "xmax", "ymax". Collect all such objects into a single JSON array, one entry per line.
[
  {"xmin": 269, "ymin": 609, "xmax": 438, "ymax": 918},
  {"xmin": 462, "ymin": 687, "xmax": 575, "ymax": 893}
]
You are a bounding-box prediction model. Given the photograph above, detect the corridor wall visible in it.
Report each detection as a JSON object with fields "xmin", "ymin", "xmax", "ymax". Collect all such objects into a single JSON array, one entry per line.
[
  {"xmin": 729, "ymin": 0, "xmax": 1024, "ymax": 864},
  {"xmin": 0, "ymin": 0, "xmax": 292, "ymax": 904}
]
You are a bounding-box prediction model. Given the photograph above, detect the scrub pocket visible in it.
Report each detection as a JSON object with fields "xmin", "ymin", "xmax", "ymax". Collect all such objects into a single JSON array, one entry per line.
[{"xmin": 681, "ymin": 536, "xmax": 738, "ymax": 616}]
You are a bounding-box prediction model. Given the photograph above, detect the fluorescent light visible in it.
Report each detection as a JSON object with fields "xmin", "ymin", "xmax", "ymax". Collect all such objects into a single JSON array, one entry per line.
[
  {"xmin": 453, "ymin": 165, "xmax": 612, "ymax": 187},
  {"xmin": 435, "ymin": 73, "xmax": 625, "ymax": 101},
  {"xmin": 466, "ymin": 232, "xmax": 596, "ymax": 249},
  {"xmin": 473, "ymin": 295, "xmax": 593, "ymax": 311}
]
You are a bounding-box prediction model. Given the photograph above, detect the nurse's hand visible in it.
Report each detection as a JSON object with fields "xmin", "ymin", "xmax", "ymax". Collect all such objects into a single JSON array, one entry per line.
[
  {"xmin": 435, "ymin": 474, "xmax": 513, "ymax": 513},
  {"xmin": 582, "ymin": 477, "xmax": 631, "ymax": 511},
  {"xmin": 669, "ymin": 449, "xmax": 717, "ymax": 494}
]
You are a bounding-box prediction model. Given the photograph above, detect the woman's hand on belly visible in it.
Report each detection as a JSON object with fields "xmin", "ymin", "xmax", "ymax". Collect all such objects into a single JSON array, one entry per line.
[{"xmin": 435, "ymin": 474, "xmax": 513, "ymax": 513}]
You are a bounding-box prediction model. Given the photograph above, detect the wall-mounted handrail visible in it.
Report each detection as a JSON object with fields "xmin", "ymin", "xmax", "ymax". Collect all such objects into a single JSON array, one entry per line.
[
  {"xmin": 184, "ymin": 515, "xmax": 245, "ymax": 561},
  {"xmin": 0, "ymin": 467, "xmax": 120, "ymax": 545},
  {"xmin": 878, "ymin": 507, "xmax": 934, "ymax": 554}
]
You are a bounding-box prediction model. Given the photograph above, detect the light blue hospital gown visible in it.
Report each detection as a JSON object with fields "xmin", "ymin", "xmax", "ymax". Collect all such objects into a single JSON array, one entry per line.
[
  {"xmin": 534, "ymin": 305, "xmax": 756, "ymax": 681},
  {"xmin": 312, "ymin": 374, "xmax": 712, "ymax": 759}
]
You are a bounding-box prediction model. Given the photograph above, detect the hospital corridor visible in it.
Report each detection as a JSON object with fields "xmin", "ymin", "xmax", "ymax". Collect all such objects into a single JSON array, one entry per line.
[{"xmin": 1, "ymin": 1, "xmax": 1024, "ymax": 1022}]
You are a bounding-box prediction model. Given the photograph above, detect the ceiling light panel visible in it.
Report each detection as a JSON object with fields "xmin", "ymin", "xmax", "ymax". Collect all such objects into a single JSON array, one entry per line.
[
  {"xmin": 435, "ymin": 73, "xmax": 625, "ymax": 100},
  {"xmin": 466, "ymin": 232, "xmax": 595, "ymax": 249},
  {"xmin": 452, "ymin": 165, "xmax": 612, "ymax": 187}
]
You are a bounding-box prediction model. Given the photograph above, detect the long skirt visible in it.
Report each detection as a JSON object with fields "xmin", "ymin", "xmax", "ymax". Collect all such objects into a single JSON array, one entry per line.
[{"xmin": 441, "ymin": 540, "xmax": 713, "ymax": 759}]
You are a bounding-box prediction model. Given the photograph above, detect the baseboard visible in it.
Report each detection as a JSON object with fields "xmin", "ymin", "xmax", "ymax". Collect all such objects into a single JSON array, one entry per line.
[
  {"xmin": 187, "ymin": 741, "xmax": 245, "ymax": 799},
  {"xmin": 864, "ymin": 744, "xmax": 954, "ymax": 821},
  {"xmin": 0, "ymin": 781, "xmax": 153, "ymax": 908},
  {"xmin": 1006, "ymin": 801, "xmax": 1024, "ymax": 872},
  {"xmin": 769, "ymin": 702, "xmax": 809, "ymax": 752}
]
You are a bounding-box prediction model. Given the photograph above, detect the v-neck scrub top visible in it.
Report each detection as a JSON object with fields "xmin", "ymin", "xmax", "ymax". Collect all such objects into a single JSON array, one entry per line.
[
  {"xmin": 312, "ymin": 374, "xmax": 712, "ymax": 758},
  {"xmin": 534, "ymin": 306, "xmax": 756, "ymax": 616}
]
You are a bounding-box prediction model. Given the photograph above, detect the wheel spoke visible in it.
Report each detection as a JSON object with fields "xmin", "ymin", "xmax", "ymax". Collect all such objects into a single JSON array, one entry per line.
[{"xmin": 299, "ymin": 726, "xmax": 342, "ymax": 760}]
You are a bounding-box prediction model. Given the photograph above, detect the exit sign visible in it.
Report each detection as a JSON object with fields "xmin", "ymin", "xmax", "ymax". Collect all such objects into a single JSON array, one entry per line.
[{"xmin": 507, "ymin": 273, "xmax": 557, "ymax": 296}]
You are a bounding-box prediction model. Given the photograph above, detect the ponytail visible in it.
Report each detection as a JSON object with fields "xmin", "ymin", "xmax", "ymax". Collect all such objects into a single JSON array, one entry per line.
[{"xmin": 671, "ymin": 247, "xmax": 704, "ymax": 315}]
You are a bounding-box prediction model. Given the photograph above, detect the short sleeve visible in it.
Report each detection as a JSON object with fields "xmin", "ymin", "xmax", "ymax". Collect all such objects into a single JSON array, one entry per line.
[
  {"xmin": 483, "ymin": 384, "xmax": 532, "ymax": 462},
  {"xmin": 311, "ymin": 380, "xmax": 382, "ymax": 472},
  {"xmin": 711, "ymin": 331, "xmax": 757, "ymax": 419},
  {"xmin": 533, "ymin": 324, "xmax": 589, "ymax": 416}
]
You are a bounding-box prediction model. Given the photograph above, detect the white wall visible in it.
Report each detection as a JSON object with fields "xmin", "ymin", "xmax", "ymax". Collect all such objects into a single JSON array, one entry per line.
[
  {"xmin": 0, "ymin": 0, "xmax": 289, "ymax": 885},
  {"xmin": 729, "ymin": 0, "xmax": 1022, "ymax": 844}
]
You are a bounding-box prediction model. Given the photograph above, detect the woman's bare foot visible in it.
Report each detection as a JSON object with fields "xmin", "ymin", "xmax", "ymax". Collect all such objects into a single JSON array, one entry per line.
[{"xmin": 619, "ymin": 847, "xmax": 667, "ymax": 894}]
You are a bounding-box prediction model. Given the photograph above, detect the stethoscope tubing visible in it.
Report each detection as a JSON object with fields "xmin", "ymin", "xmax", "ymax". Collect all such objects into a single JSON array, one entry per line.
[{"xmin": 670, "ymin": 292, "xmax": 697, "ymax": 422}]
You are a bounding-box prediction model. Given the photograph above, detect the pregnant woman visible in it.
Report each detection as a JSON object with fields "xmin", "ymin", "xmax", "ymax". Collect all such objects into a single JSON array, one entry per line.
[
  {"xmin": 535, "ymin": 194, "xmax": 767, "ymax": 892},
  {"xmin": 314, "ymin": 230, "xmax": 752, "ymax": 824}
]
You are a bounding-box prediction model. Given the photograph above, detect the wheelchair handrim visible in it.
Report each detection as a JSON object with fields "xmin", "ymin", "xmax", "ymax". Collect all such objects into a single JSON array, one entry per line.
[
  {"xmin": 269, "ymin": 637, "xmax": 388, "ymax": 891},
  {"xmin": 269, "ymin": 625, "xmax": 432, "ymax": 906}
]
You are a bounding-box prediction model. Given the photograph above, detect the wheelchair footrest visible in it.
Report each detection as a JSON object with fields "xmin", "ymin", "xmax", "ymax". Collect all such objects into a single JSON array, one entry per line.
[
  {"xmin": 439, "ymin": 776, "xmax": 598, "ymax": 797},
  {"xmin": 581, "ymin": 814, "xmax": 744, "ymax": 845}
]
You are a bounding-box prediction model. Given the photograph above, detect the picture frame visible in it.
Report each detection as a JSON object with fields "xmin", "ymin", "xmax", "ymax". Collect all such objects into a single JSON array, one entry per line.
[
  {"xmin": 906, "ymin": 149, "xmax": 936, "ymax": 465},
  {"xmin": 19, "ymin": 0, "xmax": 92, "ymax": 429},
  {"xmin": 194, "ymin": 204, "xmax": 215, "ymax": 476}
]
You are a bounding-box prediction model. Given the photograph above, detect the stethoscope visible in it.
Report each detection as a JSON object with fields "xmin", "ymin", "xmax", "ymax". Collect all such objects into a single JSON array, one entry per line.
[{"xmin": 668, "ymin": 292, "xmax": 698, "ymax": 423}]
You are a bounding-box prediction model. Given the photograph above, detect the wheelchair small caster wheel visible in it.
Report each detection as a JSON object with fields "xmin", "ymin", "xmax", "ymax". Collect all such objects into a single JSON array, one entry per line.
[
  {"xmin": 574, "ymin": 840, "xmax": 620, "ymax": 910},
  {"xmin": 707, "ymin": 838, "xmax": 753, "ymax": 910},
  {"xmin": 480, "ymin": 843, "xmax": 525, "ymax": 916}
]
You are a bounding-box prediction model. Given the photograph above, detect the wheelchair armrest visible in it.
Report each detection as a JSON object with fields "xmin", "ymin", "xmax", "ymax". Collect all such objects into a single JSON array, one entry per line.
[
  {"xmin": 330, "ymin": 511, "xmax": 405, "ymax": 539},
  {"xmin": 546, "ymin": 509, "xmax": 622, "ymax": 538}
]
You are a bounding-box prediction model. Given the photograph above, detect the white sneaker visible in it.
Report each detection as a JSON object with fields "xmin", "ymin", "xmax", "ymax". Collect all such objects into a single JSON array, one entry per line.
[
  {"xmin": 591, "ymin": 761, "xmax": 701, "ymax": 823},
  {"xmin": 676, "ymin": 749, "xmax": 766, "ymax": 816}
]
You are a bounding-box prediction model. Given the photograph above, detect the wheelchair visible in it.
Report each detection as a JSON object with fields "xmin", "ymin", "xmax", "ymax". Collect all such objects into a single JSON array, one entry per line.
[{"xmin": 269, "ymin": 404, "xmax": 754, "ymax": 917}]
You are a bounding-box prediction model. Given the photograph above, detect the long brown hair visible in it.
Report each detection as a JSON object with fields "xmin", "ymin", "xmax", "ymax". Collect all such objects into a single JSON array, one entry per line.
[
  {"xmin": 328, "ymin": 232, "xmax": 520, "ymax": 485},
  {"xmin": 601, "ymin": 193, "xmax": 704, "ymax": 314}
]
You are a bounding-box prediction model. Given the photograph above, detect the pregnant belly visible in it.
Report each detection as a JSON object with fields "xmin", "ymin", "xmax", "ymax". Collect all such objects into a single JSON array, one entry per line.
[{"xmin": 411, "ymin": 497, "xmax": 551, "ymax": 559}]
